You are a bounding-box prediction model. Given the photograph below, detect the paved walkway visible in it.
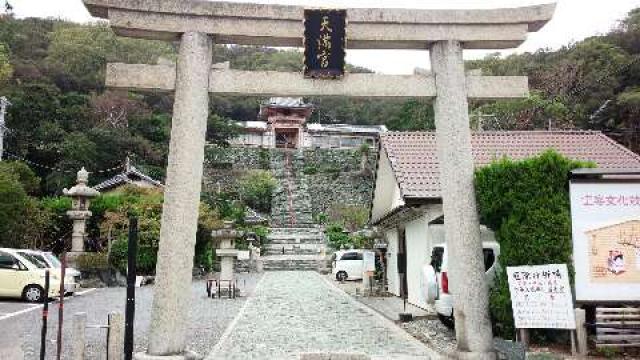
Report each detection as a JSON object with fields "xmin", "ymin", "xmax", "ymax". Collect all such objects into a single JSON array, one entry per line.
[{"xmin": 208, "ymin": 271, "xmax": 433, "ymax": 360}]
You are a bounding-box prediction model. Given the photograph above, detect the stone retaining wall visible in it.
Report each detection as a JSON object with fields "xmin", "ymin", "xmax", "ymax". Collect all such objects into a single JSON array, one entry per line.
[{"xmin": 202, "ymin": 146, "xmax": 376, "ymax": 222}]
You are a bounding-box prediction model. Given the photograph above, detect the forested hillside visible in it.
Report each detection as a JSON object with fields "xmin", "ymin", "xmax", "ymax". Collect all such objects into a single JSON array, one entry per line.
[{"xmin": 1, "ymin": 9, "xmax": 640, "ymax": 195}]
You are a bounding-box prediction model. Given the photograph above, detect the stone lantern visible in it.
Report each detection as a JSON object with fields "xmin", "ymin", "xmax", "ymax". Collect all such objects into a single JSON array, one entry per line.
[
  {"xmin": 211, "ymin": 221, "xmax": 242, "ymax": 282},
  {"xmin": 63, "ymin": 168, "xmax": 100, "ymax": 255}
]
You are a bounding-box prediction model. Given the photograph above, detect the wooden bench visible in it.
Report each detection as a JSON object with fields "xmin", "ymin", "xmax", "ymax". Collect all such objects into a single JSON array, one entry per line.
[{"xmin": 595, "ymin": 307, "xmax": 640, "ymax": 349}]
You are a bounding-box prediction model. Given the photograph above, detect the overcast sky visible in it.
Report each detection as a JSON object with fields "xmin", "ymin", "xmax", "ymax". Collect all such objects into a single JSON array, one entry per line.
[{"xmin": 11, "ymin": 0, "xmax": 640, "ymax": 74}]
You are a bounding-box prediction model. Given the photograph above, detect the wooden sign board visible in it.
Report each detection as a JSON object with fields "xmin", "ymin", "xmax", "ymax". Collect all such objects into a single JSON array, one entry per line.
[
  {"xmin": 303, "ymin": 9, "xmax": 346, "ymax": 79},
  {"xmin": 507, "ymin": 264, "xmax": 576, "ymax": 329}
]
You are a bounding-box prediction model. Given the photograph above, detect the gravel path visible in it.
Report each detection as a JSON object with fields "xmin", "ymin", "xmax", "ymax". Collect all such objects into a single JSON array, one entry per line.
[
  {"xmin": 208, "ymin": 271, "xmax": 433, "ymax": 360},
  {"xmin": 0, "ymin": 274, "xmax": 261, "ymax": 359}
]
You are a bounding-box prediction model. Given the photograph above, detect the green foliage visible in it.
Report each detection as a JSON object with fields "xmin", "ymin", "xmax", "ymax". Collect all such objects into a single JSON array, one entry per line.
[
  {"xmin": 302, "ymin": 164, "xmax": 318, "ymax": 175},
  {"xmin": 325, "ymin": 224, "xmax": 351, "ymax": 250},
  {"xmin": 324, "ymin": 223, "xmax": 372, "ymax": 250},
  {"xmin": 103, "ymin": 188, "xmax": 222, "ymax": 275},
  {"xmin": 0, "ymin": 162, "xmax": 51, "ymax": 249},
  {"xmin": 0, "ymin": 42, "xmax": 13, "ymax": 82},
  {"xmin": 238, "ymin": 170, "xmax": 276, "ymax": 213},
  {"xmin": 474, "ymin": 150, "xmax": 594, "ymax": 337},
  {"xmin": 327, "ymin": 205, "xmax": 369, "ymax": 232}
]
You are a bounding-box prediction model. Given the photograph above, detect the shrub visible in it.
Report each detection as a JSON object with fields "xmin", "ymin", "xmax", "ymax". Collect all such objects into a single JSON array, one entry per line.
[
  {"xmin": 327, "ymin": 205, "xmax": 369, "ymax": 232},
  {"xmin": 75, "ymin": 252, "xmax": 109, "ymax": 270},
  {"xmin": 474, "ymin": 150, "xmax": 594, "ymax": 338},
  {"xmin": 238, "ymin": 170, "xmax": 276, "ymax": 213},
  {"xmin": 325, "ymin": 224, "xmax": 351, "ymax": 250},
  {"xmin": 303, "ymin": 164, "xmax": 318, "ymax": 175}
]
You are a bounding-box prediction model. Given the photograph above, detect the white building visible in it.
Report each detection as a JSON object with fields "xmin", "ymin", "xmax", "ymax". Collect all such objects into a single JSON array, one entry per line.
[{"xmin": 371, "ymin": 130, "xmax": 640, "ymax": 309}]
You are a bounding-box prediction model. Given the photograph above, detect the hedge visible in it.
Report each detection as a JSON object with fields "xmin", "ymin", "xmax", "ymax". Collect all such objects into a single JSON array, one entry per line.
[{"xmin": 474, "ymin": 150, "xmax": 594, "ymax": 338}]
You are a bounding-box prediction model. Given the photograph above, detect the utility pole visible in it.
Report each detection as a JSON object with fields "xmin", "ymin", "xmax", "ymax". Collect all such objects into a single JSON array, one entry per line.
[{"xmin": 0, "ymin": 96, "xmax": 11, "ymax": 161}]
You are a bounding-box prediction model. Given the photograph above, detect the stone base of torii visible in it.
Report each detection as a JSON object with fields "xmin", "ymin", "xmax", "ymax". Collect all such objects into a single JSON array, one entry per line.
[{"xmin": 81, "ymin": 1, "xmax": 556, "ymax": 359}]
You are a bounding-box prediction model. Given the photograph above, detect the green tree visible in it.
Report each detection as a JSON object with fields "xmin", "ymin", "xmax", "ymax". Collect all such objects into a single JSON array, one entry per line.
[
  {"xmin": 0, "ymin": 42, "xmax": 12, "ymax": 82},
  {"xmin": 238, "ymin": 170, "xmax": 277, "ymax": 213}
]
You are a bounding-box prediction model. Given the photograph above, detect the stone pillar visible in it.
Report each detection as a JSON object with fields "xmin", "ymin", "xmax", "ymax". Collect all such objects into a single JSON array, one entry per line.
[
  {"xmin": 107, "ymin": 312, "xmax": 124, "ymax": 360},
  {"xmin": 430, "ymin": 40, "xmax": 495, "ymax": 360},
  {"xmin": 72, "ymin": 312, "xmax": 87, "ymax": 360},
  {"xmin": 144, "ymin": 31, "xmax": 213, "ymax": 358}
]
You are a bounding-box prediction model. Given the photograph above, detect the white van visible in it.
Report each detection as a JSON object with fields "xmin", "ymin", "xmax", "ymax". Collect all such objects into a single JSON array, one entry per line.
[
  {"xmin": 0, "ymin": 248, "xmax": 62, "ymax": 302},
  {"xmin": 332, "ymin": 250, "xmax": 374, "ymax": 281},
  {"xmin": 422, "ymin": 242, "xmax": 500, "ymax": 327}
]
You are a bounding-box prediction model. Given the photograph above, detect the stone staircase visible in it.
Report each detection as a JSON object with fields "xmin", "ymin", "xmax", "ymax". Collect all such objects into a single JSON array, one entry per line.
[
  {"xmin": 269, "ymin": 150, "xmax": 314, "ymax": 228},
  {"xmin": 262, "ymin": 227, "xmax": 328, "ymax": 271}
]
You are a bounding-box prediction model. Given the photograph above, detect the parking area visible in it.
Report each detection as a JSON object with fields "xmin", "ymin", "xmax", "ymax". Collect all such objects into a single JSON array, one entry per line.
[
  {"xmin": 0, "ymin": 288, "xmax": 96, "ymax": 321},
  {"xmin": 0, "ymin": 275, "xmax": 261, "ymax": 360}
]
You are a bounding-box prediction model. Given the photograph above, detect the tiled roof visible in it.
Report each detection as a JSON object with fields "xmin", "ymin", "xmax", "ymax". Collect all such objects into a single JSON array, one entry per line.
[
  {"xmin": 381, "ymin": 131, "xmax": 640, "ymax": 199},
  {"xmin": 306, "ymin": 123, "xmax": 388, "ymax": 134},
  {"xmin": 93, "ymin": 166, "xmax": 163, "ymax": 192}
]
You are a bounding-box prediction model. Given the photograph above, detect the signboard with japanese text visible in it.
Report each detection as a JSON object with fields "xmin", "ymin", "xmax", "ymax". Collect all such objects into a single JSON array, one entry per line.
[
  {"xmin": 570, "ymin": 181, "xmax": 640, "ymax": 301},
  {"xmin": 507, "ymin": 264, "xmax": 576, "ymax": 329},
  {"xmin": 303, "ymin": 9, "xmax": 346, "ymax": 79}
]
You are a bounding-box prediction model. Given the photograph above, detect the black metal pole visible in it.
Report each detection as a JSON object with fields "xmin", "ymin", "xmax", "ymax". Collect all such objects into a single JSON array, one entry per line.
[
  {"xmin": 40, "ymin": 270, "xmax": 50, "ymax": 360},
  {"xmin": 56, "ymin": 252, "xmax": 66, "ymax": 360},
  {"xmin": 124, "ymin": 217, "xmax": 138, "ymax": 360}
]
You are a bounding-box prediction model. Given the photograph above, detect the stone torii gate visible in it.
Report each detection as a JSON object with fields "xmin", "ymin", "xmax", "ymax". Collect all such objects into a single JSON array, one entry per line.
[{"xmin": 82, "ymin": 1, "xmax": 555, "ymax": 359}]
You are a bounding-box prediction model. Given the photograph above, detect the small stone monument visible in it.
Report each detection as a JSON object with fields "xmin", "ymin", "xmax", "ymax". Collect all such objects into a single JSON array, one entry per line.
[
  {"xmin": 211, "ymin": 221, "xmax": 242, "ymax": 284},
  {"xmin": 63, "ymin": 168, "xmax": 100, "ymax": 260}
]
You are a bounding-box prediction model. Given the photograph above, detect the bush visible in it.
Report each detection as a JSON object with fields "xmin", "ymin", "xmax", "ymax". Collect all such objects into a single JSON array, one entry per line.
[
  {"xmin": 75, "ymin": 252, "xmax": 109, "ymax": 270},
  {"xmin": 109, "ymin": 239, "xmax": 158, "ymax": 275},
  {"xmin": 474, "ymin": 150, "xmax": 594, "ymax": 338},
  {"xmin": 238, "ymin": 170, "xmax": 276, "ymax": 213},
  {"xmin": 327, "ymin": 205, "xmax": 369, "ymax": 232},
  {"xmin": 325, "ymin": 224, "xmax": 351, "ymax": 250}
]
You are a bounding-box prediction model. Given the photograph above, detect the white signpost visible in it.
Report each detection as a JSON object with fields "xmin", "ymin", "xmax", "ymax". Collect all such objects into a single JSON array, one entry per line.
[
  {"xmin": 570, "ymin": 178, "xmax": 640, "ymax": 302},
  {"xmin": 507, "ymin": 264, "xmax": 576, "ymax": 330}
]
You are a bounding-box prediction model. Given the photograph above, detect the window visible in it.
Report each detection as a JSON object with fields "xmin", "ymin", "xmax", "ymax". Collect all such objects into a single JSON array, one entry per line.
[
  {"xmin": 430, "ymin": 247, "xmax": 444, "ymax": 272},
  {"xmin": 483, "ymin": 249, "xmax": 496, "ymax": 272},
  {"xmin": 340, "ymin": 252, "xmax": 360, "ymax": 261},
  {"xmin": 18, "ymin": 252, "xmax": 47, "ymax": 269},
  {"xmin": 0, "ymin": 252, "xmax": 16, "ymax": 269}
]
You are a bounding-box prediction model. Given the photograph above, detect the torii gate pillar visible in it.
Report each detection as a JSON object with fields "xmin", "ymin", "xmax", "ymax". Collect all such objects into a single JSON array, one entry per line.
[
  {"xmin": 145, "ymin": 32, "xmax": 213, "ymax": 357},
  {"xmin": 431, "ymin": 40, "xmax": 494, "ymax": 359}
]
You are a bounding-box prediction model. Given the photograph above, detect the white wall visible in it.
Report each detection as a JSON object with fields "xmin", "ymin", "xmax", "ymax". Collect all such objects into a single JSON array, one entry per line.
[
  {"xmin": 371, "ymin": 148, "xmax": 405, "ymax": 223},
  {"xmin": 405, "ymin": 213, "xmax": 431, "ymax": 309},
  {"xmin": 385, "ymin": 228, "xmax": 400, "ymax": 297}
]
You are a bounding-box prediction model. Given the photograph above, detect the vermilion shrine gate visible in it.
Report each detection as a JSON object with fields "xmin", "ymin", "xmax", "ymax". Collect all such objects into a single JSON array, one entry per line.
[{"xmin": 81, "ymin": 1, "xmax": 556, "ymax": 359}]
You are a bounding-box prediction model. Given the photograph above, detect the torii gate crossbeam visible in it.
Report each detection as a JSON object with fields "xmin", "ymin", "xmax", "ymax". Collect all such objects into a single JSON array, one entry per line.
[{"xmin": 82, "ymin": 1, "xmax": 556, "ymax": 359}]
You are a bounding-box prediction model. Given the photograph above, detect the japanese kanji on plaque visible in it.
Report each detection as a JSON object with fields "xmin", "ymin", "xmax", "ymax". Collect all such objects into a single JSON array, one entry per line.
[
  {"xmin": 303, "ymin": 9, "xmax": 346, "ymax": 79},
  {"xmin": 507, "ymin": 264, "xmax": 576, "ymax": 329}
]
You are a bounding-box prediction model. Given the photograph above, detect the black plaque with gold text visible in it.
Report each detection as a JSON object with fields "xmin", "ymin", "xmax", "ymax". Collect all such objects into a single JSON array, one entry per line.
[{"xmin": 304, "ymin": 9, "xmax": 346, "ymax": 79}]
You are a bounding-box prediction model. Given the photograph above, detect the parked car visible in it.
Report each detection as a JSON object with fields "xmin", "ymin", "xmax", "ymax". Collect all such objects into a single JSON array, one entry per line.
[
  {"xmin": 0, "ymin": 248, "xmax": 62, "ymax": 302},
  {"xmin": 422, "ymin": 242, "xmax": 501, "ymax": 327},
  {"xmin": 16, "ymin": 250, "xmax": 80, "ymax": 294},
  {"xmin": 332, "ymin": 250, "xmax": 375, "ymax": 281}
]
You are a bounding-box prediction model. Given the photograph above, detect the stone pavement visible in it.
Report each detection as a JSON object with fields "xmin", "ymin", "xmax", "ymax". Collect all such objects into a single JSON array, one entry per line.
[{"xmin": 207, "ymin": 271, "xmax": 434, "ymax": 360}]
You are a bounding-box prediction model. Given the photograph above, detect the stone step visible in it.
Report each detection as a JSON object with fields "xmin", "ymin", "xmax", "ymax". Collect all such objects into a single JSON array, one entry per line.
[
  {"xmin": 262, "ymin": 257, "xmax": 322, "ymax": 271},
  {"xmin": 264, "ymin": 244, "xmax": 323, "ymax": 256}
]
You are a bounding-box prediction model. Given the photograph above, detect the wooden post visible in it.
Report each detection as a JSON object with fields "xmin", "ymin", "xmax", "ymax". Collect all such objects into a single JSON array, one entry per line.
[
  {"xmin": 517, "ymin": 328, "xmax": 529, "ymax": 350},
  {"xmin": 71, "ymin": 312, "xmax": 87, "ymax": 360},
  {"xmin": 575, "ymin": 308, "xmax": 588, "ymax": 357}
]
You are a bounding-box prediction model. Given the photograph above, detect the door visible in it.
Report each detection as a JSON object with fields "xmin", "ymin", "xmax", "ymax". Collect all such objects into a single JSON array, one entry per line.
[
  {"xmin": 397, "ymin": 228, "xmax": 408, "ymax": 299},
  {"xmin": 0, "ymin": 251, "xmax": 21, "ymax": 297}
]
